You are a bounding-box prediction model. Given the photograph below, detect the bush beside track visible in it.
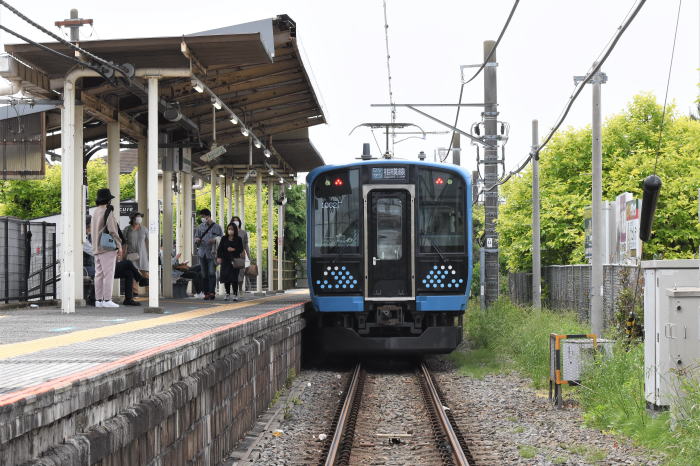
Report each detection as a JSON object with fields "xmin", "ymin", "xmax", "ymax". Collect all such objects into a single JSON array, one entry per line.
[{"xmin": 450, "ymin": 298, "xmax": 700, "ymax": 464}]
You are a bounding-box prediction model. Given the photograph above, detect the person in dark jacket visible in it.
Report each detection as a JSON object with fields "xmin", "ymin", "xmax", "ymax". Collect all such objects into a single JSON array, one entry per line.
[{"xmin": 216, "ymin": 222, "xmax": 244, "ymax": 301}]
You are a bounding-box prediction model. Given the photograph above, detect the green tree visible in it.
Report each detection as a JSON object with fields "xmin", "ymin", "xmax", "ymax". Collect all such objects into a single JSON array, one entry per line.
[
  {"xmin": 283, "ymin": 184, "xmax": 307, "ymax": 264},
  {"xmin": 498, "ymin": 93, "xmax": 700, "ymax": 272},
  {"xmin": 0, "ymin": 158, "xmax": 136, "ymax": 218}
]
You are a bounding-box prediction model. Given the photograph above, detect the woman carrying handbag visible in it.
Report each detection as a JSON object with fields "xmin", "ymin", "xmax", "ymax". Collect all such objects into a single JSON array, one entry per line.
[
  {"xmin": 216, "ymin": 222, "xmax": 244, "ymax": 301},
  {"xmin": 90, "ymin": 188, "xmax": 123, "ymax": 308},
  {"xmin": 123, "ymin": 211, "xmax": 148, "ymax": 295}
]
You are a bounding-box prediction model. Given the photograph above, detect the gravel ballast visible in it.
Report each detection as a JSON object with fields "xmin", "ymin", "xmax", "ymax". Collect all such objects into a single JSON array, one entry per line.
[{"xmin": 230, "ymin": 362, "xmax": 661, "ymax": 465}]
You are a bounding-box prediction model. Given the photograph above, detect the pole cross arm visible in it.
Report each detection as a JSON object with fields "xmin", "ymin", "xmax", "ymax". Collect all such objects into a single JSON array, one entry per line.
[{"xmin": 371, "ymin": 103, "xmax": 488, "ymax": 147}]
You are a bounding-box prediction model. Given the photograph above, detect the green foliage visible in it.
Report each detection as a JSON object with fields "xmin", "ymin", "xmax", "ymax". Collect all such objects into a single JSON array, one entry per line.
[
  {"xmin": 463, "ymin": 298, "xmax": 587, "ymax": 388},
  {"xmin": 194, "ymin": 182, "xmax": 306, "ymax": 264},
  {"xmin": 0, "ymin": 159, "xmax": 136, "ymax": 219},
  {"xmin": 456, "ymin": 296, "xmax": 700, "ymax": 464},
  {"xmin": 283, "ymin": 184, "xmax": 307, "ymax": 265},
  {"xmin": 499, "ymin": 94, "xmax": 700, "ymax": 272}
]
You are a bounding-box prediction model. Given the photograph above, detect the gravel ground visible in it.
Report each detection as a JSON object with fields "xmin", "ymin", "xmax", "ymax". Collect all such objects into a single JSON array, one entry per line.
[
  {"xmin": 232, "ymin": 368, "xmax": 350, "ymax": 465},
  {"xmin": 231, "ymin": 361, "xmax": 662, "ymax": 466},
  {"xmin": 348, "ymin": 370, "xmax": 444, "ymax": 465},
  {"xmin": 429, "ymin": 357, "xmax": 663, "ymax": 465}
]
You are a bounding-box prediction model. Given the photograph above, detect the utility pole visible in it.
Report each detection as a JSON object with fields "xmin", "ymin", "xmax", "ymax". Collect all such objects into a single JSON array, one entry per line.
[
  {"xmin": 531, "ymin": 119, "xmax": 541, "ymax": 309},
  {"xmin": 575, "ymin": 69, "xmax": 607, "ymax": 336},
  {"xmin": 55, "ymin": 9, "xmax": 93, "ymax": 42},
  {"xmin": 482, "ymin": 40, "xmax": 499, "ymax": 308}
]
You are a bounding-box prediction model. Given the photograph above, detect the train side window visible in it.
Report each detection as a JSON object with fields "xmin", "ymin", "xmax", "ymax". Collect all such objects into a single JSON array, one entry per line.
[
  {"xmin": 417, "ymin": 169, "xmax": 465, "ymax": 254},
  {"xmin": 312, "ymin": 169, "xmax": 360, "ymax": 254}
]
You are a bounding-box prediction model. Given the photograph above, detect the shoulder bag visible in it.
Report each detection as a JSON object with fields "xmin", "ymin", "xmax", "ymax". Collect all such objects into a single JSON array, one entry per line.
[
  {"xmin": 99, "ymin": 207, "xmax": 118, "ymax": 252},
  {"xmin": 232, "ymin": 257, "xmax": 245, "ymax": 269}
]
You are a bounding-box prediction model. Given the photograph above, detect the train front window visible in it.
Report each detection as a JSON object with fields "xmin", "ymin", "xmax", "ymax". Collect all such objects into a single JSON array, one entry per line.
[
  {"xmin": 313, "ymin": 169, "xmax": 360, "ymax": 254},
  {"xmin": 417, "ymin": 169, "xmax": 465, "ymax": 253}
]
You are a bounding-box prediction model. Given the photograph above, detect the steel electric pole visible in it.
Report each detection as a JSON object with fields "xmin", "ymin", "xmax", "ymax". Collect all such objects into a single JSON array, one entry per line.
[
  {"xmin": 531, "ymin": 119, "xmax": 541, "ymax": 309},
  {"xmin": 482, "ymin": 40, "xmax": 499, "ymax": 308}
]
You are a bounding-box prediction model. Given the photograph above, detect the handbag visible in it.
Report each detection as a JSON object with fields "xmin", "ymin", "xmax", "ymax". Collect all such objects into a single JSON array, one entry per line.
[
  {"xmin": 232, "ymin": 257, "xmax": 245, "ymax": 269},
  {"xmin": 99, "ymin": 207, "xmax": 118, "ymax": 252},
  {"xmin": 99, "ymin": 231, "xmax": 117, "ymax": 251},
  {"xmin": 245, "ymin": 263, "xmax": 258, "ymax": 277},
  {"xmin": 126, "ymin": 252, "xmax": 140, "ymax": 262}
]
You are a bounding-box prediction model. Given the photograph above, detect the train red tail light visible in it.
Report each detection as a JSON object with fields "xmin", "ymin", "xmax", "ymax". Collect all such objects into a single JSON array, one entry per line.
[
  {"xmin": 435, "ymin": 177, "xmax": 444, "ymax": 185},
  {"xmin": 333, "ymin": 178, "xmax": 344, "ymax": 186}
]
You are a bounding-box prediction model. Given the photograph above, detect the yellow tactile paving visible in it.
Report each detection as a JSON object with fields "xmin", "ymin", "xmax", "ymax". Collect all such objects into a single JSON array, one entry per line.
[{"xmin": 0, "ymin": 293, "xmax": 304, "ymax": 361}]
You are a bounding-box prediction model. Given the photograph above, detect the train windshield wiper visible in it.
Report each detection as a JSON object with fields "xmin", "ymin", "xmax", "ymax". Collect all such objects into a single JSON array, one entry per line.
[{"xmin": 425, "ymin": 236, "xmax": 447, "ymax": 263}]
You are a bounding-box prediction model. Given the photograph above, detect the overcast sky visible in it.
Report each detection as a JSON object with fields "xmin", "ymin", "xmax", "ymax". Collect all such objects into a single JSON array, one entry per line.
[{"xmin": 2, "ymin": 0, "xmax": 698, "ymax": 177}]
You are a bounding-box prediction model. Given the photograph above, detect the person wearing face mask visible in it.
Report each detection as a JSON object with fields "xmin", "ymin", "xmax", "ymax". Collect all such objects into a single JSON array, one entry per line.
[
  {"xmin": 123, "ymin": 211, "xmax": 149, "ymax": 295},
  {"xmin": 216, "ymin": 222, "xmax": 244, "ymax": 301},
  {"xmin": 228, "ymin": 216, "xmax": 251, "ymax": 295},
  {"xmin": 194, "ymin": 208, "xmax": 223, "ymax": 300}
]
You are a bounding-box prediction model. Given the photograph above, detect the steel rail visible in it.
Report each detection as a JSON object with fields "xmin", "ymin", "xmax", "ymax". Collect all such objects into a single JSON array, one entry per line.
[
  {"xmin": 324, "ymin": 363, "xmax": 362, "ymax": 466},
  {"xmin": 420, "ymin": 362, "xmax": 471, "ymax": 466}
]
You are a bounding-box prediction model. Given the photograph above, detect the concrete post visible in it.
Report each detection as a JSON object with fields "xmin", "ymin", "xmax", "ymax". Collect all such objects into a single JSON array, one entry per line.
[
  {"xmin": 240, "ymin": 180, "xmax": 247, "ymax": 294},
  {"xmin": 162, "ymin": 170, "xmax": 173, "ymax": 298},
  {"xmin": 137, "ymin": 139, "xmax": 147, "ymax": 223},
  {"xmin": 210, "ymin": 169, "xmax": 217, "ymax": 224},
  {"xmin": 73, "ymin": 104, "xmax": 84, "ymax": 302},
  {"xmin": 591, "ymin": 76, "xmax": 604, "ymax": 336},
  {"xmin": 531, "ymin": 119, "xmax": 541, "ymax": 309},
  {"xmin": 182, "ymin": 164, "xmax": 193, "ymax": 265},
  {"xmin": 107, "ymin": 121, "xmax": 121, "ymax": 298},
  {"xmin": 147, "ymin": 77, "xmax": 161, "ymax": 311},
  {"xmin": 256, "ymin": 172, "xmax": 263, "ymax": 294},
  {"xmin": 175, "ymin": 172, "xmax": 183, "ymax": 258},
  {"xmin": 232, "ymin": 178, "xmax": 238, "ymax": 217},
  {"xmin": 219, "ymin": 170, "xmax": 225, "ymax": 227},
  {"xmin": 60, "ymin": 80, "xmax": 76, "ymax": 313},
  {"xmin": 268, "ymin": 179, "xmax": 274, "ymax": 292},
  {"xmin": 227, "ymin": 174, "xmax": 233, "ymax": 225},
  {"xmin": 277, "ymin": 183, "xmax": 285, "ymax": 291}
]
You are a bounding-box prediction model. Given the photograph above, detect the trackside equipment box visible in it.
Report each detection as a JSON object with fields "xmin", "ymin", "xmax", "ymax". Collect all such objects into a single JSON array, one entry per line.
[
  {"xmin": 549, "ymin": 334, "xmax": 613, "ymax": 407},
  {"xmin": 643, "ymin": 259, "xmax": 700, "ymax": 410}
]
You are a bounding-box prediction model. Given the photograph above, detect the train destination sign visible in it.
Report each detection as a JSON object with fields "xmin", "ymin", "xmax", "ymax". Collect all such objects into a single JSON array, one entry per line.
[{"xmin": 371, "ymin": 166, "xmax": 408, "ymax": 181}]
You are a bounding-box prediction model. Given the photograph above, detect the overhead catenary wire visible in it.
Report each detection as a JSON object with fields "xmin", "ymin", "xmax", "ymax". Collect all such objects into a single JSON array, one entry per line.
[
  {"xmin": 0, "ymin": 23, "xmax": 113, "ymax": 83},
  {"xmin": 441, "ymin": 0, "xmax": 520, "ymax": 162},
  {"xmin": 476, "ymin": 0, "xmax": 648, "ymax": 197},
  {"xmin": 0, "ymin": 0, "xmax": 126, "ymax": 75},
  {"xmin": 653, "ymin": 0, "xmax": 682, "ymax": 174}
]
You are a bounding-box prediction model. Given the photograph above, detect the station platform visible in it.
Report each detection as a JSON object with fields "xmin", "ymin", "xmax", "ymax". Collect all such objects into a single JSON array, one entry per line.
[
  {"xmin": 0, "ymin": 290, "xmax": 310, "ymax": 465},
  {"xmin": 0, "ymin": 290, "xmax": 309, "ymax": 397}
]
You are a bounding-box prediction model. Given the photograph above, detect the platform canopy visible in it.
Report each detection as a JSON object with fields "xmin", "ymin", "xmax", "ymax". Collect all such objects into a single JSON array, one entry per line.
[{"xmin": 3, "ymin": 14, "xmax": 326, "ymax": 176}]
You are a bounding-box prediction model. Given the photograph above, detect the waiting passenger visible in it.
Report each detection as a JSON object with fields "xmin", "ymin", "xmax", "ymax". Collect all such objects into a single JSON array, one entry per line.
[
  {"xmin": 91, "ymin": 188, "xmax": 122, "ymax": 308},
  {"xmin": 229, "ymin": 216, "xmax": 251, "ymax": 294},
  {"xmin": 123, "ymin": 211, "xmax": 149, "ymax": 296},
  {"xmin": 217, "ymin": 222, "xmax": 244, "ymax": 301},
  {"xmin": 194, "ymin": 209, "xmax": 223, "ymax": 300}
]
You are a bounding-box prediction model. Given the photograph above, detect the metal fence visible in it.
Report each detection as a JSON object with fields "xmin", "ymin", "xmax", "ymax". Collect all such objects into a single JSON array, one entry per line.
[
  {"xmin": 508, "ymin": 264, "xmax": 639, "ymax": 328},
  {"xmin": 0, "ymin": 217, "xmax": 57, "ymax": 303}
]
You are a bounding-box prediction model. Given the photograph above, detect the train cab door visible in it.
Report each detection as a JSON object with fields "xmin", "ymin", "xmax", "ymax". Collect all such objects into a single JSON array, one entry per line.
[{"xmin": 364, "ymin": 186, "xmax": 415, "ymax": 299}]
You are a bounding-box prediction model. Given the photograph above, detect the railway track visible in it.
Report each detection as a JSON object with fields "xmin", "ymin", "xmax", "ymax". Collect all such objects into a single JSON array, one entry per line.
[{"xmin": 320, "ymin": 361, "xmax": 476, "ymax": 466}]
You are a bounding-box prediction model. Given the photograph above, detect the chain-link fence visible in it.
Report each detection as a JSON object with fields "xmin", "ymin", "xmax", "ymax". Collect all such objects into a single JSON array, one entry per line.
[{"xmin": 508, "ymin": 264, "xmax": 640, "ymax": 328}]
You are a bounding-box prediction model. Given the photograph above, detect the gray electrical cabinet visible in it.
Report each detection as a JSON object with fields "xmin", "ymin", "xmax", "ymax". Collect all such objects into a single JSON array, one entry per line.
[{"xmin": 643, "ymin": 259, "xmax": 700, "ymax": 409}]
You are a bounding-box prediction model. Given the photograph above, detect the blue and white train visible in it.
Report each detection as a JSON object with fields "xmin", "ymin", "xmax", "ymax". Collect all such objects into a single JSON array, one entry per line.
[{"xmin": 306, "ymin": 160, "xmax": 472, "ymax": 354}]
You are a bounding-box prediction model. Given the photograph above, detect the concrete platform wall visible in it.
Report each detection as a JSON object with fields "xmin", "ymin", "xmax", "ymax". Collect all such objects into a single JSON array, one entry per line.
[{"xmin": 0, "ymin": 304, "xmax": 306, "ymax": 465}]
